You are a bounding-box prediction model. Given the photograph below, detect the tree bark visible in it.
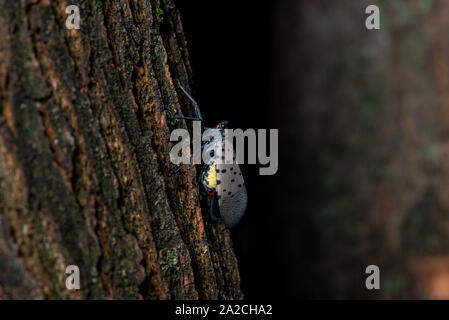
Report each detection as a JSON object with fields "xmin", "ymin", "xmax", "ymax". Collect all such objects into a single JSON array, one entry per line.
[{"xmin": 0, "ymin": 0, "xmax": 242, "ymax": 299}]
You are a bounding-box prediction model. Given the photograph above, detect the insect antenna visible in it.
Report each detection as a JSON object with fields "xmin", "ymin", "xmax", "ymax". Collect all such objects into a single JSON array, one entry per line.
[{"xmin": 175, "ymin": 79, "xmax": 203, "ymax": 124}]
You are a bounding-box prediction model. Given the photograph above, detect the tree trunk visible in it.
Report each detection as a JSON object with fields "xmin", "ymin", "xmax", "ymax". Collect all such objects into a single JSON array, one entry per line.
[{"xmin": 0, "ymin": 0, "xmax": 242, "ymax": 299}]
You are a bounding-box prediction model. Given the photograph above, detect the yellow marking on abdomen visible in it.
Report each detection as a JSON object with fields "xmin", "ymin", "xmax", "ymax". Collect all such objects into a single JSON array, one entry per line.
[{"xmin": 203, "ymin": 162, "xmax": 217, "ymax": 190}]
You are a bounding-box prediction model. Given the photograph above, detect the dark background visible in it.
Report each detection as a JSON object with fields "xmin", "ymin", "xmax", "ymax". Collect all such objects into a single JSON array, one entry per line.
[
  {"xmin": 177, "ymin": 0, "xmax": 449, "ymax": 300},
  {"xmin": 175, "ymin": 0, "xmax": 286, "ymax": 299}
]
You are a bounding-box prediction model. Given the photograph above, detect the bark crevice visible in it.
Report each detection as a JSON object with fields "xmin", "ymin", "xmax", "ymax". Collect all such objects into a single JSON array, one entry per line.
[{"xmin": 0, "ymin": 0, "xmax": 242, "ymax": 300}]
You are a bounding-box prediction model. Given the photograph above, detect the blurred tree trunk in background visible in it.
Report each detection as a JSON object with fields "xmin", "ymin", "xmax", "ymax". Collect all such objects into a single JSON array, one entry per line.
[
  {"xmin": 275, "ymin": 0, "xmax": 449, "ymax": 299},
  {"xmin": 0, "ymin": 0, "xmax": 242, "ymax": 299}
]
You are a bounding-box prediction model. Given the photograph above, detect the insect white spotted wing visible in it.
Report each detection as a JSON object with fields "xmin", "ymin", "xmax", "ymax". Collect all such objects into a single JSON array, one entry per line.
[{"xmin": 215, "ymin": 142, "xmax": 248, "ymax": 228}]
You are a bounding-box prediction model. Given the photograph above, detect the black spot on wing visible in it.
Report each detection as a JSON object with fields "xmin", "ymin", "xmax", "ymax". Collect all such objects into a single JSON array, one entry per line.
[
  {"xmin": 215, "ymin": 149, "xmax": 247, "ymax": 227},
  {"xmin": 218, "ymin": 186, "xmax": 248, "ymax": 228}
]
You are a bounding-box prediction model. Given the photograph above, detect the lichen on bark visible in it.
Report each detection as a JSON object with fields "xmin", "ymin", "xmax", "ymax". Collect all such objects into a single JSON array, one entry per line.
[{"xmin": 0, "ymin": 0, "xmax": 242, "ymax": 300}]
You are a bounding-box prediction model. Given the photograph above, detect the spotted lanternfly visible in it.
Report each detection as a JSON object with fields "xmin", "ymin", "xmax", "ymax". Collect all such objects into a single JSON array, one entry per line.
[
  {"xmin": 173, "ymin": 81, "xmax": 248, "ymax": 228},
  {"xmin": 200, "ymin": 121, "xmax": 248, "ymax": 228}
]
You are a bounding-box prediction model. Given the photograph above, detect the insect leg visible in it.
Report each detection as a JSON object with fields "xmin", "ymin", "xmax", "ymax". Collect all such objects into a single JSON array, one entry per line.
[
  {"xmin": 172, "ymin": 115, "xmax": 202, "ymax": 121},
  {"xmin": 169, "ymin": 163, "xmax": 190, "ymax": 176},
  {"xmin": 196, "ymin": 173, "xmax": 202, "ymax": 200},
  {"xmin": 209, "ymin": 192, "xmax": 222, "ymax": 221},
  {"xmin": 176, "ymin": 79, "xmax": 203, "ymax": 123},
  {"xmin": 171, "ymin": 161, "xmax": 205, "ymax": 202}
]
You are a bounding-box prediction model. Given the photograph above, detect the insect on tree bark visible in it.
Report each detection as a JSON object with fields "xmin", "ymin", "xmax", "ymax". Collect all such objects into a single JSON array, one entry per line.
[{"xmin": 0, "ymin": 0, "xmax": 242, "ymax": 299}]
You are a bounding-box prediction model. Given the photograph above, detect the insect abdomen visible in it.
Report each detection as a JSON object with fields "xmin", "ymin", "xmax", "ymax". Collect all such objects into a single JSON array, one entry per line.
[{"xmin": 201, "ymin": 162, "xmax": 217, "ymax": 192}]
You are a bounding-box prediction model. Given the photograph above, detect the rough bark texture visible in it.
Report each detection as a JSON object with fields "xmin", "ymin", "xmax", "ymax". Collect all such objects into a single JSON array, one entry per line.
[{"xmin": 0, "ymin": 0, "xmax": 242, "ymax": 299}]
